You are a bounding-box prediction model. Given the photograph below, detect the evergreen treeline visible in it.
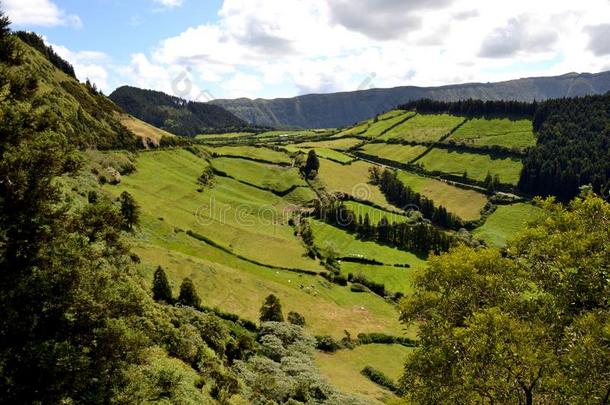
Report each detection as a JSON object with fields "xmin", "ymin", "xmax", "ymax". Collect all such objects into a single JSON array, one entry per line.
[
  {"xmin": 313, "ymin": 197, "xmax": 454, "ymax": 254},
  {"xmin": 15, "ymin": 31, "xmax": 76, "ymax": 78},
  {"xmin": 109, "ymin": 85, "xmax": 253, "ymax": 137},
  {"xmin": 519, "ymin": 94, "xmax": 610, "ymax": 199},
  {"xmin": 399, "ymin": 98, "xmax": 536, "ymax": 117},
  {"xmin": 374, "ymin": 168, "xmax": 461, "ymax": 229}
]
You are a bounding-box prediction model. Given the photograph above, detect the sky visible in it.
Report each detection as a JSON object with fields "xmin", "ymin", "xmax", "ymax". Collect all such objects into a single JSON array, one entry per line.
[{"xmin": 4, "ymin": 0, "xmax": 610, "ymax": 101}]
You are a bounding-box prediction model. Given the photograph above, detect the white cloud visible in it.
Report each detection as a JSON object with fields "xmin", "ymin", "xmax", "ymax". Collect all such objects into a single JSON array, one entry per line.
[
  {"xmin": 4, "ymin": 0, "xmax": 82, "ymax": 27},
  {"xmin": 152, "ymin": 0, "xmax": 184, "ymax": 9},
  {"xmin": 51, "ymin": 43, "xmax": 110, "ymax": 91},
  {"xmin": 102, "ymin": 0, "xmax": 610, "ymax": 99}
]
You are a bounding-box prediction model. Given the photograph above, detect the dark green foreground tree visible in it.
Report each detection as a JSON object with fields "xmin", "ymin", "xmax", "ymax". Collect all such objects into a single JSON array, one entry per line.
[
  {"xmin": 0, "ymin": 12, "xmax": 147, "ymax": 402},
  {"xmin": 399, "ymin": 191, "xmax": 610, "ymax": 404}
]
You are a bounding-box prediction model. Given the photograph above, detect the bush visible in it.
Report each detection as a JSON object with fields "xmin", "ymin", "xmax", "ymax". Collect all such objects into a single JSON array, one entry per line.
[
  {"xmin": 287, "ymin": 311, "xmax": 306, "ymax": 327},
  {"xmin": 315, "ymin": 335, "xmax": 340, "ymax": 352},
  {"xmin": 361, "ymin": 366, "xmax": 399, "ymax": 393},
  {"xmin": 350, "ymin": 283, "xmax": 367, "ymax": 293},
  {"xmin": 357, "ymin": 333, "xmax": 417, "ymax": 347}
]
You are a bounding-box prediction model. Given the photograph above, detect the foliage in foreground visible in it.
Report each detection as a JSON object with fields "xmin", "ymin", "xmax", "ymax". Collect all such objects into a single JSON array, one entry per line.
[
  {"xmin": 235, "ymin": 322, "xmax": 369, "ymax": 404},
  {"xmin": 399, "ymin": 191, "xmax": 610, "ymax": 404}
]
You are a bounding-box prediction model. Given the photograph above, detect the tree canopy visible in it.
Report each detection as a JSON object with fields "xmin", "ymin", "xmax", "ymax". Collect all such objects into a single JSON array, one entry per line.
[{"xmin": 399, "ymin": 191, "xmax": 610, "ymax": 404}]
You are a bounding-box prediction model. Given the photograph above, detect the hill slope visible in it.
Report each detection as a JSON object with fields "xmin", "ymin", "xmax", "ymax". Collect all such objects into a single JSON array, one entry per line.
[
  {"xmin": 210, "ymin": 71, "xmax": 610, "ymax": 128},
  {"xmin": 109, "ymin": 85, "xmax": 249, "ymax": 137},
  {"xmin": 11, "ymin": 35, "xmax": 138, "ymax": 150}
]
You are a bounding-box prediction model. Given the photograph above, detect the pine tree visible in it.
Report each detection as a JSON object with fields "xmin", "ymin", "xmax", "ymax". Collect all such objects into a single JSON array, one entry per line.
[
  {"xmin": 304, "ymin": 150, "xmax": 320, "ymax": 179},
  {"xmin": 152, "ymin": 266, "xmax": 173, "ymax": 303},
  {"xmin": 259, "ymin": 294, "xmax": 284, "ymax": 323},
  {"xmin": 119, "ymin": 191, "xmax": 140, "ymax": 230},
  {"xmin": 178, "ymin": 278, "xmax": 200, "ymax": 308}
]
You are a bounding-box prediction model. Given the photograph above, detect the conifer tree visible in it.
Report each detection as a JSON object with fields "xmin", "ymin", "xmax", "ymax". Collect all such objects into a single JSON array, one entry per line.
[
  {"xmin": 178, "ymin": 278, "xmax": 200, "ymax": 308},
  {"xmin": 303, "ymin": 150, "xmax": 320, "ymax": 179},
  {"xmin": 119, "ymin": 191, "xmax": 140, "ymax": 230},
  {"xmin": 260, "ymin": 294, "xmax": 284, "ymax": 323},
  {"xmin": 152, "ymin": 266, "xmax": 173, "ymax": 303}
]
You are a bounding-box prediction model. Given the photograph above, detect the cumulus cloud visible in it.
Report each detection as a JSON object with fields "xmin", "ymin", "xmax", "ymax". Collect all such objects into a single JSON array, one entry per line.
[
  {"xmin": 327, "ymin": 0, "xmax": 453, "ymax": 40},
  {"xmin": 584, "ymin": 24, "xmax": 610, "ymax": 56},
  {"xmin": 3, "ymin": 0, "xmax": 82, "ymax": 27},
  {"xmin": 51, "ymin": 43, "xmax": 110, "ymax": 91},
  {"xmin": 479, "ymin": 15, "xmax": 558, "ymax": 58},
  {"xmin": 91, "ymin": 0, "xmax": 610, "ymax": 99},
  {"xmin": 452, "ymin": 9, "xmax": 479, "ymax": 20}
]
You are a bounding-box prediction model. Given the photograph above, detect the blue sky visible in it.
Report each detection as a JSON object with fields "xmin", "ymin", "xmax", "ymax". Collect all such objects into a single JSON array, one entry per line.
[{"xmin": 4, "ymin": 0, "xmax": 610, "ymax": 100}]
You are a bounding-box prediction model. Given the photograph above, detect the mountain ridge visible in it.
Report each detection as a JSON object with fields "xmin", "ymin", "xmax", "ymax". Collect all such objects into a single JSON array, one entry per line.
[
  {"xmin": 109, "ymin": 85, "xmax": 252, "ymax": 137},
  {"xmin": 209, "ymin": 70, "xmax": 610, "ymax": 128}
]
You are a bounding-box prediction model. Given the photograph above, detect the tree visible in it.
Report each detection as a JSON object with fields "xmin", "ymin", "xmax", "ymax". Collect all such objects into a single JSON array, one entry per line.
[
  {"xmin": 287, "ymin": 311, "xmax": 306, "ymax": 327},
  {"xmin": 177, "ymin": 278, "xmax": 200, "ymax": 308},
  {"xmin": 0, "ymin": 29, "xmax": 147, "ymax": 401},
  {"xmin": 303, "ymin": 150, "xmax": 320, "ymax": 179},
  {"xmin": 259, "ymin": 294, "xmax": 284, "ymax": 323},
  {"xmin": 119, "ymin": 191, "xmax": 140, "ymax": 230},
  {"xmin": 152, "ymin": 266, "xmax": 173, "ymax": 303},
  {"xmin": 399, "ymin": 192, "xmax": 610, "ymax": 404},
  {"xmin": 0, "ymin": 9, "xmax": 16, "ymax": 64}
]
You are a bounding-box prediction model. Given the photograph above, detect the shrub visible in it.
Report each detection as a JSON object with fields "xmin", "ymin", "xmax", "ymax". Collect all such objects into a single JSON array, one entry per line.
[
  {"xmin": 287, "ymin": 311, "xmax": 306, "ymax": 327},
  {"xmin": 315, "ymin": 335, "xmax": 340, "ymax": 352},
  {"xmin": 361, "ymin": 366, "xmax": 399, "ymax": 393},
  {"xmin": 350, "ymin": 283, "xmax": 367, "ymax": 293}
]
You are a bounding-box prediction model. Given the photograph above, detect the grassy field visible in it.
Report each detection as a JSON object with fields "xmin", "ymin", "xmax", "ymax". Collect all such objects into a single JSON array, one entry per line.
[
  {"xmin": 362, "ymin": 111, "xmax": 414, "ymax": 138},
  {"xmin": 195, "ymin": 132, "xmax": 255, "ymax": 140},
  {"xmin": 334, "ymin": 120, "xmax": 371, "ymax": 137},
  {"xmin": 282, "ymin": 146, "xmax": 355, "ymax": 164},
  {"xmin": 314, "ymin": 158, "xmax": 393, "ymax": 210},
  {"xmin": 342, "ymin": 201, "xmax": 405, "ymax": 223},
  {"xmin": 340, "ymin": 262, "xmax": 423, "ymax": 295},
  {"xmin": 310, "ymin": 219, "xmax": 422, "ymax": 266},
  {"xmin": 294, "ymin": 137, "xmax": 363, "ymax": 150},
  {"xmin": 211, "ymin": 157, "xmax": 306, "ymax": 193},
  {"xmin": 118, "ymin": 113, "xmax": 175, "ymax": 145},
  {"xmin": 473, "ymin": 203, "xmax": 545, "ymax": 247},
  {"xmin": 379, "ymin": 113, "xmax": 465, "ymax": 142},
  {"xmin": 396, "ymin": 171, "xmax": 488, "ymax": 221},
  {"xmin": 315, "ymin": 344, "xmax": 413, "ymax": 404},
  {"xmin": 256, "ymin": 130, "xmax": 318, "ymax": 139},
  {"xmin": 377, "ymin": 109, "xmax": 408, "ymax": 120},
  {"xmin": 447, "ymin": 117, "xmax": 535, "ymax": 149},
  {"xmin": 133, "ymin": 217, "xmax": 404, "ymax": 338},
  {"xmin": 414, "ymin": 147, "xmax": 523, "ymax": 185},
  {"xmin": 106, "ymin": 149, "xmax": 321, "ymax": 271},
  {"xmin": 283, "ymin": 186, "xmax": 318, "ymax": 205},
  {"xmin": 359, "ymin": 143, "xmax": 429, "ymax": 163},
  {"xmin": 201, "ymin": 145, "xmax": 292, "ymax": 164}
]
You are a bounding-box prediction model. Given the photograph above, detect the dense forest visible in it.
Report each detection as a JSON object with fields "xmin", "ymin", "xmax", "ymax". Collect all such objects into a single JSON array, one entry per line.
[
  {"xmin": 519, "ymin": 94, "xmax": 610, "ymax": 199},
  {"xmin": 110, "ymin": 85, "xmax": 255, "ymax": 137},
  {"xmin": 399, "ymin": 98, "xmax": 537, "ymax": 117}
]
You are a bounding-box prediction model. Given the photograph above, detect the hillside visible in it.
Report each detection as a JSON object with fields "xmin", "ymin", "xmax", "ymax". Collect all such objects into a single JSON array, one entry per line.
[
  {"xmin": 109, "ymin": 85, "xmax": 251, "ymax": 137},
  {"xmin": 210, "ymin": 71, "xmax": 610, "ymax": 128},
  {"xmin": 10, "ymin": 35, "xmax": 138, "ymax": 150}
]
